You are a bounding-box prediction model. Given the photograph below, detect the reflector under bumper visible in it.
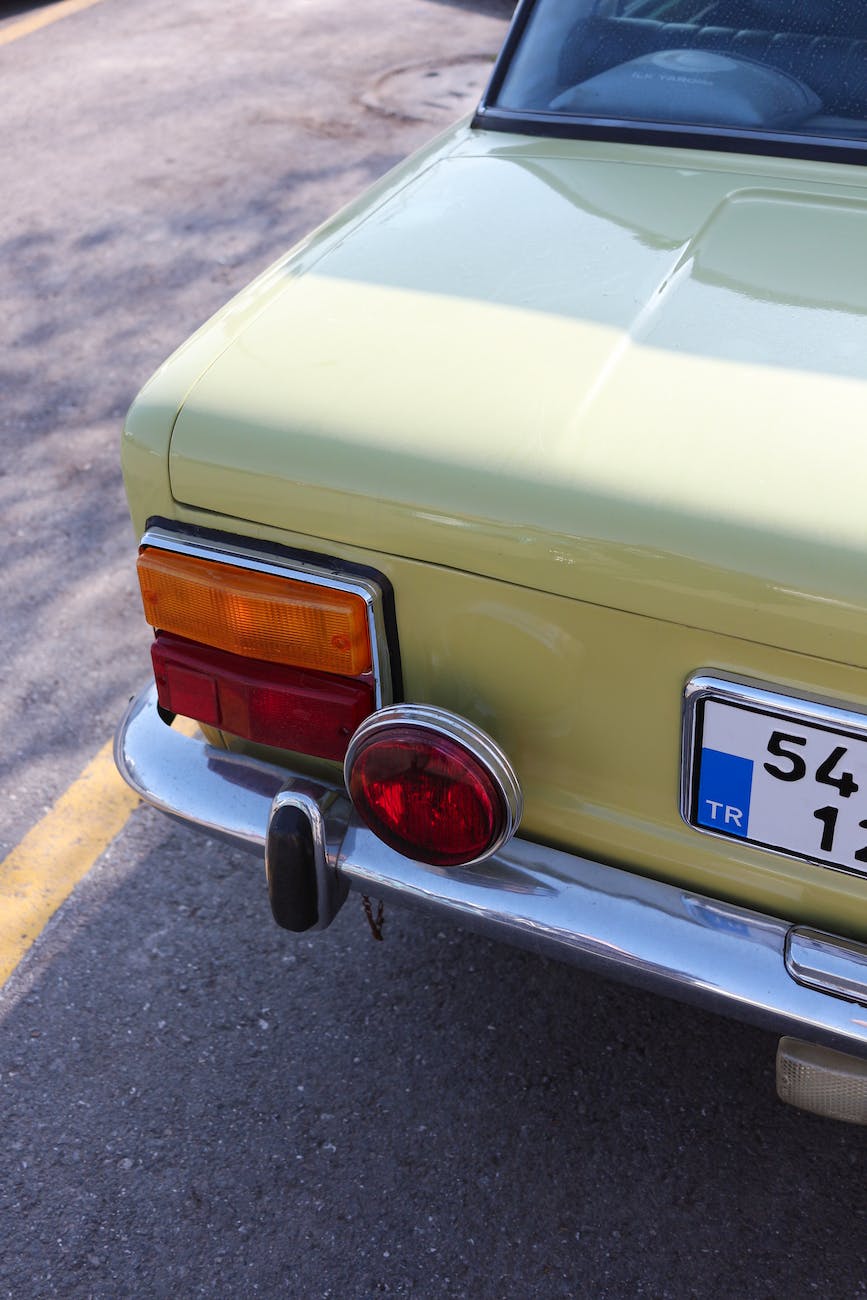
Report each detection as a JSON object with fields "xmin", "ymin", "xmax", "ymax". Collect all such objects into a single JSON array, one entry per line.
[{"xmin": 777, "ymin": 1037, "xmax": 867, "ymax": 1123}]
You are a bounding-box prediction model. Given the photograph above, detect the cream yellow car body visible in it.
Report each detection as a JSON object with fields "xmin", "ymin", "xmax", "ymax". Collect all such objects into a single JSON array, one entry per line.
[{"xmin": 123, "ymin": 124, "xmax": 867, "ymax": 940}]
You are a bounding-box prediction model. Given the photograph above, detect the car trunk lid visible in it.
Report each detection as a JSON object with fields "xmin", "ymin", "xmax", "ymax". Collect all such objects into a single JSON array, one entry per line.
[{"xmin": 168, "ymin": 141, "xmax": 867, "ymax": 668}]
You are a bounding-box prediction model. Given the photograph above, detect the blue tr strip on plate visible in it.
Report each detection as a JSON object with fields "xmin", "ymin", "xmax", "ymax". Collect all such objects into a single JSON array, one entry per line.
[{"xmin": 696, "ymin": 748, "xmax": 754, "ymax": 839}]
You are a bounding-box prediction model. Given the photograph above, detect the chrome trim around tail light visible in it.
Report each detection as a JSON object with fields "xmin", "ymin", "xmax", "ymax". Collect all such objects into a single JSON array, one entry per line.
[
  {"xmin": 139, "ymin": 524, "xmax": 396, "ymax": 708},
  {"xmin": 116, "ymin": 683, "xmax": 867, "ymax": 1062},
  {"xmin": 343, "ymin": 703, "xmax": 523, "ymax": 864}
]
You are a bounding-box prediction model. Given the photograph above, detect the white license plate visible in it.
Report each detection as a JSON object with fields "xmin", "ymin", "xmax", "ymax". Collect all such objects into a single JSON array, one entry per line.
[{"xmin": 683, "ymin": 676, "xmax": 867, "ymax": 878}]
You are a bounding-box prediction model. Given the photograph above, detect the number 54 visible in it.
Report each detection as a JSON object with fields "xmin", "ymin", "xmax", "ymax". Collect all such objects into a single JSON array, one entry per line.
[{"xmin": 764, "ymin": 732, "xmax": 858, "ymax": 798}]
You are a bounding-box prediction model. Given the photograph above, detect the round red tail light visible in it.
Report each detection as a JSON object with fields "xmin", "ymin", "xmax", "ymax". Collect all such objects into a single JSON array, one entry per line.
[{"xmin": 344, "ymin": 706, "xmax": 522, "ymax": 867}]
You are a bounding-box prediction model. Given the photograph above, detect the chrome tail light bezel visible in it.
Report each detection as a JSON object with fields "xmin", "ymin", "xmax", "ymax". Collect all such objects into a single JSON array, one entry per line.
[
  {"xmin": 344, "ymin": 703, "xmax": 524, "ymax": 867},
  {"xmin": 140, "ymin": 519, "xmax": 401, "ymax": 710}
]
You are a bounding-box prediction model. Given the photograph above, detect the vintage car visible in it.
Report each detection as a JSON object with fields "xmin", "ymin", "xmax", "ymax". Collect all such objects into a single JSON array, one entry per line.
[{"xmin": 116, "ymin": 0, "xmax": 867, "ymax": 1122}]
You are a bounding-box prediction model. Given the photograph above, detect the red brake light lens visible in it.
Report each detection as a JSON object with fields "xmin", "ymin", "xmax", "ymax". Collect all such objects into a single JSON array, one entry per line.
[
  {"xmin": 152, "ymin": 633, "xmax": 374, "ymax": 760},
  {"xmin": 347, "ymin": 724, "xmax": 510, "ymax": 867}
]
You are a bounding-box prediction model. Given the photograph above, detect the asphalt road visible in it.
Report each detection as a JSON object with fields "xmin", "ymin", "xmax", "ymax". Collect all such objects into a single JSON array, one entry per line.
[{"xmin": 1, "ymin": 1, "xmax": 866, "ymax": 1296}]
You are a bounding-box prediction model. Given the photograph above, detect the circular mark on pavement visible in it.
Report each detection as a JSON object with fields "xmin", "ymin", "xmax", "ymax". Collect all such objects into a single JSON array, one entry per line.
[{"xmin": 362, "ymin": 56, "xmax": 496, "ymax": 124}]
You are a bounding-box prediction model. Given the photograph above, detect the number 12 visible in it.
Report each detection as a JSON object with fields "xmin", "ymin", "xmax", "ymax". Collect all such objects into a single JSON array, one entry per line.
[{"xmin": 812, "ymin": 805, "xmax": 867, "ymax": 861}]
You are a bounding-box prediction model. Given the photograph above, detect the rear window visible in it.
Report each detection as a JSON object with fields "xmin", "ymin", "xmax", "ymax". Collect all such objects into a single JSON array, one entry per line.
[{"xmin": 485, "ymin": 1, "xmax": 867, "ymax": 153}]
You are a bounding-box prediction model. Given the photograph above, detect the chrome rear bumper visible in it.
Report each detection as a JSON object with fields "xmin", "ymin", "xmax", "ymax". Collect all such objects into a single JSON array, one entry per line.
[{"xmin": 116, "ymin": 685, "xmax": 867, "ymax": 1058}]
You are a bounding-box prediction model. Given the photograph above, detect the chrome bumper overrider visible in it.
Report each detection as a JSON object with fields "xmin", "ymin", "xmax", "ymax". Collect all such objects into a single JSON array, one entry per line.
[{"xmin": 116, "ymin": 685, "xmax": 867, "ymax": 1058}]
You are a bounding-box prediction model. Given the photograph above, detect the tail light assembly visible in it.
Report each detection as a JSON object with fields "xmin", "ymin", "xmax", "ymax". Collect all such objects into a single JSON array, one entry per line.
[
  {"xmin": 136, "ymin": 525, "xmax": 397, "ymax": 760},
  {"xmin": 137, "ymin": 525, "xmax": 521, "ymax": 870},
  {"xmin": 344, "ymin": 705, "xmax": 523, "ymax": 867}
]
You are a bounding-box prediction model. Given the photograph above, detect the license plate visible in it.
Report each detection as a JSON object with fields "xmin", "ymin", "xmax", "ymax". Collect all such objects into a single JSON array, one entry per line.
[{"xmin": 683, "ymin": 675, "xmax": 867, "ymax": 879}]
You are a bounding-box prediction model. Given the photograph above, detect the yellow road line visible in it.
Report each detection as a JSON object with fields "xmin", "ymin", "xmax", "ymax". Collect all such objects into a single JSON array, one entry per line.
[
  {"xmin": 0, "ymin": 0, "xmax": 107, "ymax": 48},
  {"xmin": 0, "ymin": 739, "xmax": 139, "ymax": 987}
]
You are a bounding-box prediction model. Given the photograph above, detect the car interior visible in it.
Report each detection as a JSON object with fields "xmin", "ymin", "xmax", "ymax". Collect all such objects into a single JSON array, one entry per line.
[{"xmin": 497, "ymin": 0, "xmax": 867, "ymax": 136}]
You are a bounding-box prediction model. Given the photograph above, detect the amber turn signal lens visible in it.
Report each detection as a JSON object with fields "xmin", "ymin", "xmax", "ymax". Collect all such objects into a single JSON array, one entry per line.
[{"xmin": 137, "ymin": 548, "xmax": 372, "ymax": 677}]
